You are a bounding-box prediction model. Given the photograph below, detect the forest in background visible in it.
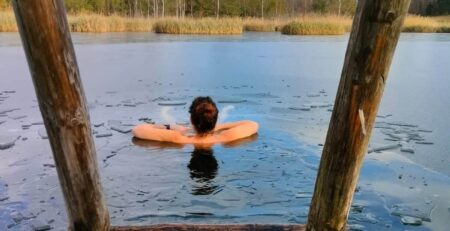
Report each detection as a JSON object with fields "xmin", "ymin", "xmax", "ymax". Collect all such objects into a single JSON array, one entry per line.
[{"xmin": 0, "ymin": 0, "xmax": 448, "ymax": 18}]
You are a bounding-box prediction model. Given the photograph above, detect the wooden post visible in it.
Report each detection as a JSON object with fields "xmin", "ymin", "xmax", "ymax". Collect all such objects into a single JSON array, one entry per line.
[
  {"xmin": 12, "ymin": 1, "xmax": 110, "ymax": 230},
  {"xmin": 306, "ymin": 0, "xmax": 410, "ymax": 231}
]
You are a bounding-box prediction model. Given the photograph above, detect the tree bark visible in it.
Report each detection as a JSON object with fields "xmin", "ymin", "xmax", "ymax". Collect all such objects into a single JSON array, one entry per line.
[
  {"xmin": 11, "ymin": 0, "xmax": 110, "ymax": 231},
  {"xmin": 306, "ymin": 0, "xmax": 411, "ymax": 231}
]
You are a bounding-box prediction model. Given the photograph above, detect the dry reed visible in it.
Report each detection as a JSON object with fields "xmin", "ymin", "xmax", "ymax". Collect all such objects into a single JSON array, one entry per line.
[
  {"xmin": 403, "ymin": 15, "xmax": 450, "ymax": 33},
  {"xmin": 1, "ymin": 10, "xmax": 449, "ymax": 34},
  {"xmin": 243, "ymin": 18, "xmax": 282, "ymax": 32},
  {"xmin": 153, "ymin": 17, "xmax": 243, "ymax": 35},
  {"xmin": 69, "ymin": 13, "xmax": 153, "ymax": 33},
  {"xmin": 281, "ymin": 21, "xmax": 346, "ymax": 35},
  {"xmin": 0, "ymin": 11, "xmax": 17, "ymax": 32}
]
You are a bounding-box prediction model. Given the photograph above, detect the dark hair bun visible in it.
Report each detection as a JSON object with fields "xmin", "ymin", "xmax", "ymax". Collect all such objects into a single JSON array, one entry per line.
[{"xmin": 189, "ymin": 97, "xmax": 218, "ymax": 135}]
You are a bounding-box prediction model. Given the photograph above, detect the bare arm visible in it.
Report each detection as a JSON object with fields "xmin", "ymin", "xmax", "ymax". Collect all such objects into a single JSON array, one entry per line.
[
  {"xmin": 219, "ymin": 120, "xmax": 259, "ymax": 143},
  {"xmin": 214, "ymin": 121, "xmax": 252, "ymax": 132},
  {"xmin": 132, "ymin": 124, "xmax": 185, "ymax": 143}
]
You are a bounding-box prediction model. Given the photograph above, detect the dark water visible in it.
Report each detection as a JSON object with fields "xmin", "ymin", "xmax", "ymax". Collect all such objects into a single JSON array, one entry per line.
[{"xmin": 0, "ymin": 32, "xmax": 449, "ymax": 230}]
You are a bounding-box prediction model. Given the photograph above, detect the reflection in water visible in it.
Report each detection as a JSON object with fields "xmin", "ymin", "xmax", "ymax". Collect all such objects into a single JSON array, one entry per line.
[
  {"xmin": 132, "ymin": 136, "xmax": 258, "ymax": 196},
  {"xmin": 132, "ymin": 137, "xmax": 184, "ymax": 149},
  {"xmin": 188, "ymin": 148, "xmax": 219, "ymax": 195},
  {"xmin": 131, "ymin": 138, "xmax": 222, "ymax": 195},
  {"xmin": 222, "ymin": 134, "xmax": 258, "ymax": 148}
]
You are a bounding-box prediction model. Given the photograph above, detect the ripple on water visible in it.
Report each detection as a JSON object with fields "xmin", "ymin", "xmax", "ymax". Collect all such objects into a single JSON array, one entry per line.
[{"xmin": 100, "ymin": 130, "xmax": 318, "ymax": 225}]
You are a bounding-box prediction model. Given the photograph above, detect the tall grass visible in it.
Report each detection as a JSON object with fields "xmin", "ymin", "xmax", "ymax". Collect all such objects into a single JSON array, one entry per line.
[
  {"xmin": 1, "ymin": 10, "xmax": 449, "ymax": 34},
  {"xmin": 0, "ymin": 11, "xmax": 17, "ymax": 32},
  {"xmin": 403, "ymin": 15, "xmax": 450, "ymax": 33},
  {"xmin": 69, "ymin": 13, "xmax": 153, "ymax": 32},
  {"xmin": 153, "ymin": 17, "xmax": 242, "ymax": 35},
  {"xmin": 281, "ymin": 21, "xmax": 346, "ymax": 35},
  {"xmin": 243, "ymin": 18, "xmax": 282, "ymax": 32}
]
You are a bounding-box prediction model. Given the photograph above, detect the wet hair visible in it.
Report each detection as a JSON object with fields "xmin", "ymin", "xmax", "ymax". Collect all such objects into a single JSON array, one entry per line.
[{"xmin": 189, "ymin": 96, "xmax": 218, "ymax": 136}]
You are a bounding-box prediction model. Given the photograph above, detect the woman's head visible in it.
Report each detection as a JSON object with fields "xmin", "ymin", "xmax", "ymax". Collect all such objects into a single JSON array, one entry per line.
[{"xmin": 189, "ymin": 96, "xmax": 218, "ymax": 136}]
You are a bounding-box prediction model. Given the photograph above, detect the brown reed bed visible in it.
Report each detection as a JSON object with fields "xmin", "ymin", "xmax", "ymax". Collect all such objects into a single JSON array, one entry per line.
[
  {"xmin": 0, "ymin": 11, "xmax": 17, "ymax": 32},
  {"xmin": 69, "ymin": 13, "xmax": 153, "ymax": 33},
  {"xmin": 243, "ymin": 18, "xmax": 282, "ymax": 32},
  {"xmin": 402, "ymin": 15, "xmax": 450, "ymax": 33},
  {"xmin": 1, "ymin": 10, "xmax": 449, "ymax": 34},
  {"xmin": 281, "ymin": 21, "xmax": 346, "ymax": 35},
  {"xmin": 153, "ymin": 17, "xmax": 243, "ymax": 35}
]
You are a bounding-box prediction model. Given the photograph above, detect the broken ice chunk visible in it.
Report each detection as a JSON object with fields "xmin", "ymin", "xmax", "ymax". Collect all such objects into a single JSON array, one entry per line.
[
  {"xmin": 368, "ymin": 144, "xmax": 400, "ymax": 153},
  {"xmin": 158, "ymin": 101, "xmax": 187, "ymax": 106},
  {"xmin": 400, "ymin": 146, "xmax": 415, "ymax": 154},
  {"xmin": 288, "ymin": 106, "xmax": 311, "ymax": 111},
  {"xmin": 0, "ymin": 135, "xmax": 18, "ymax": 150},
  {"xmin": 111, "ymin": 126, "xmax": 132, "ymax": 134},
  {"xmin": 400, "ymin": 216, "xmax": 422, "ymax": 226},
  {"xmin": 38, "ymin": 128, "xmax": 48, "ymax": 139}
]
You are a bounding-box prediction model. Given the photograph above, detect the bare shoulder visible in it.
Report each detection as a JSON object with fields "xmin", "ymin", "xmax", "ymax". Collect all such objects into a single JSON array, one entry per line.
[
  {"xmin": 219, "ymin": 120, "xmax": 259, "ymax": 143},
  {"xmin": 132, "ymin": 121, "xmax": 259, "ymax": 145},
  {"xmin": 133, "ymin": 124, "xmax": 186, "ymax": 143}
]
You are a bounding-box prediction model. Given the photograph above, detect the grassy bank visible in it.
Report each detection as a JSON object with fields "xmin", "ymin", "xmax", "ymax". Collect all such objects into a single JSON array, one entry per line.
[
  {"xmin": 403, "ymin": 15, "xmax": 450, "ymax": 33},
  {"xmin": 154, "ymin": 18, "xmax": 242, "ymax": 35},
  {"xmin": 70, "ymin": 14, "xmax": 153, "ymax": 32},
  {"xmin": 0, "ymin": 11, "xmax": 154, "ymax": 33},
  {"xmin": 0, "ymin": 11, "xmax": 16, "ymax": 32},
  {"xmin": 281, "ymin": 21, "xmax": 346, "ymax": 35},
  {"xmin": 243, "ymin": 18, "xmax": 283, "ymax": 32},
  {"xmin": 1, "ymin": 10, "xmax": 449, "ymax": 34}
]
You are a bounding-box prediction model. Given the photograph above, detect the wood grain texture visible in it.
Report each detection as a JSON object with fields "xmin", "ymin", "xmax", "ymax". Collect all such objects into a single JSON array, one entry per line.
[
  {"xmin": 112, "ymin": 224, "xmax": 306, "ymax": 231},
  {"xmin": 306, "ymin": 0, "xmax": 411, "ymax": 231},
  {"xmin": 11, "ymin": 1, "xmax": 110, "ymax": 230}
]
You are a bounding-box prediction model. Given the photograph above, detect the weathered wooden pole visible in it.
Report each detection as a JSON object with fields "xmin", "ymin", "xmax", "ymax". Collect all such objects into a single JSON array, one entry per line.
[
  {"xmin": 12, "ymin": 1, "xmax": 110, "ymax": 230},
  {"xmin": 306, "ymin": 1, "xmax": 410, "ymax": 231}
]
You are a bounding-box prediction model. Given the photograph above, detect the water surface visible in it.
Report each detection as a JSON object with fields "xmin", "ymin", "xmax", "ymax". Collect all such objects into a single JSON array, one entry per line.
[{"xmin": 0, "ymin": 32, "xmax": 449, "ymax": 231}]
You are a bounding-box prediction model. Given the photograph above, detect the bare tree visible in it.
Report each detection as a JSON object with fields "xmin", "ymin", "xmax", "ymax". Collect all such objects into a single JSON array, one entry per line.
[
  {"xmin": 275, "ymin": 0, "xmax": 278, "ymax": 18},
  {"xmin": 183, "ymin": 0, "xmax": 186, "ymax": 18},
  {"xmin": 261, "ymin": 0, "xmax": 264, "ymax": 19},
  {"xmin": 338, "ymin": 0, "xmax": 342, "ymax": 16},
  {"xmin": 153, "ymin": 0, "xmax": 157, "ymax": 17},
  {"xmin": 216, "ymin": 0, "xmax": 220, "ymax": 18},
  {"xmin": 303, "ymin": 0, "xmax": 307, "ymax": 16},
  {"xmin": 176, "ymin": 0, "xmax": 179, "ymax": 18},
  {"xmin": 104, "ymin": 0, "xmax": 112, "ymax": 15},
  {"xmin": 162, "ymin": 0, "xmax": 165, "ymax": 18}
]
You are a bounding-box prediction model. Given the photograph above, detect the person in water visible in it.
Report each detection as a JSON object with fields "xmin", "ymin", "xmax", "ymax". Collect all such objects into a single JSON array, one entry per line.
[{"xmin": 132, "ymin": 96, "xmax": 259, "ymax": 144}]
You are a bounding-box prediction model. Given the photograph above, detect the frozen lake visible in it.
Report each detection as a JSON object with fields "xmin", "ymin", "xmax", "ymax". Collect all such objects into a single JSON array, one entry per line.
[{"xmin": 0, "ymin": 32, "xmax": 449, "ymax": 230}]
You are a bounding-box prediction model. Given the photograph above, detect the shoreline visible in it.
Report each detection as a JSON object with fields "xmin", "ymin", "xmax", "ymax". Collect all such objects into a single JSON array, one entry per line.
[{"xmin": 1, "ymin": 11, "xmax": 449, "ymax": 34}]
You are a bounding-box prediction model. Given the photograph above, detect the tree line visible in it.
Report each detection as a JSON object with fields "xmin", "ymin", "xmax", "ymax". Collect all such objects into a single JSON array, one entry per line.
[
  {"xmin": 62, "ymin": 0, "xmax": 358, "ymax": 18},
  {"xmin": 0, "ymin": 0, "xmax": 357, "ymax": 17},
  {"xmin": 0, "ymin": 0, "xmax": 448, "ymax": 17}
]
